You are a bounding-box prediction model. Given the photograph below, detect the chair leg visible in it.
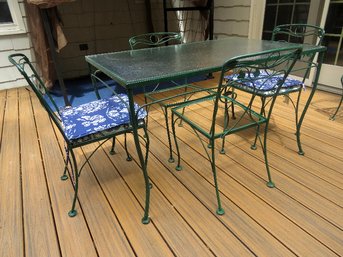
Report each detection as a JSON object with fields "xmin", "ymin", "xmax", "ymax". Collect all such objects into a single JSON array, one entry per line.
[
  {"xmin": 110, "ymin": 136, "xmax": 116, "ymax": 155},
  {"xmin": 330, "ymin": 88, "xmax": 343, "ymax": 120},
  {"xmin": 262, "ymin": 123, "xmax": 275, "ymax": 188},
  {"xmin": 220, "ymin": 99, "xmax": 230, "ymax": 154},
  {"xmin": 163, "ymin": 106, "xmax": 175, "ymax": 163},
  {"xmin": 294, "ymin": 90, "xmax": 304, "ymax": 155},
  {"xmin": 210, "ymin": 138, "xmax": 225, "ymax": 215},
  {"xmin": 144, "ymin": 92, "xmax": 150, "ymax": 137},
  {"xmin": 61, "ymin": 145, "xmax": 70, "ymax": 181},
  {"xmin": 142, "ymin": 124, "xmax": 150, "ymax": 170},
  {"xmin": 171, "ymin": 112, "xmax": 182, "ymax": 171},
  {"xmin": 251, "ymin": 97, "xmax": 266, "ymax": 150},
  {"xmin": 124, "ymin": 133, "xmax": 132, "ymax": 161},
  {"xmin": 68, "ymin": 149, "xmax": 79, "ymax": 217},
  {"xmin": 178, "ymin": 84, "xmax": 190, "ymax": 128}
]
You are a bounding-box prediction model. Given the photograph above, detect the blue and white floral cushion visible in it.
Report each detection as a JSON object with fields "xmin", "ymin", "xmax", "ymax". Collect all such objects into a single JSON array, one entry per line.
[
  {"xmin": 60, "ymin": 94, "xmax": 147, "ymax": 140},
  {"xmin": 225, "ymin": 71, "xmax": 303, "ymax": 92}
]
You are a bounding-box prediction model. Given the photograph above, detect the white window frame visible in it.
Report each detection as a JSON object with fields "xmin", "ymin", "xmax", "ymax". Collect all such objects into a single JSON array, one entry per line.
[{"xmin": 0, "ymin": 0, "xmax": 26, "ymax": 36}]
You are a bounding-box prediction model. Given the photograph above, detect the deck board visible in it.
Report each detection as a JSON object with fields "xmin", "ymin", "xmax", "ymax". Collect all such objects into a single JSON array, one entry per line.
[
  {"xmin": 19, "ymin": 89, "xmax": 61, "ymax": 257},
  {"xmin": 0, "ymin": 84, "xmax": 342, "ymax": 257},
  {"xmin": 144, "ymin": 103, "xmax": 342, "ymax": 256},
  {"xmin": 0, "ymin": 89, "xmax": 23, "ymax": 257},
  {"xmin": 32, "ymin": 92, "xmax": 98, "ymax": 257}
]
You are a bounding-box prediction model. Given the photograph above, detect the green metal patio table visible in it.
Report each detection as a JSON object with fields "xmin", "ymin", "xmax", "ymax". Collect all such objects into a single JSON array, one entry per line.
[{"xmin": 85, "ymin": 37, "xmax": 326, "ymax": 218}]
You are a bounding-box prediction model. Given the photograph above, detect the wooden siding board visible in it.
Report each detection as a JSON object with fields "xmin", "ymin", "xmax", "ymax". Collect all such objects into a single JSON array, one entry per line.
[
  {"xmin": 0, "ymin": 1, "xmax": 31, "ymax": 89},
  {"xmin": 215, "ymin": 7, "xmax": 250, "ymax": 20}
]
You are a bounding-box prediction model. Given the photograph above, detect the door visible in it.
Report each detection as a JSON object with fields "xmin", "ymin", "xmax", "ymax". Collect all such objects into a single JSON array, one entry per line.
[
  {"xmin": 318, "ymin": 0, "xmax": 343, "ymax": 89},
  {"xmin": 252, "ymin": 0, "xmax": 342, "ymax": 90}
]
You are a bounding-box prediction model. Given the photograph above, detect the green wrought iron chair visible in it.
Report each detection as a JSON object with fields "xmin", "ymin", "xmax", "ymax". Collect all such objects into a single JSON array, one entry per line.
[
  {"xmin": 8, "ymin": 53, "xmax": 151, "ymax": 224},
  {"xmin": 228, "ymin": 24, "xmax": 324, "ymax": 155},
  {"xmin": 171, "ymin": 47, "xmax": 302, "ymax": 215},
  {"xmin": 330, "ymin": 75, "xmax": 343, "ymax": 120},
  {"xmin": 129, "ymin": 32, "xmax": 215, "ymax": 163}
]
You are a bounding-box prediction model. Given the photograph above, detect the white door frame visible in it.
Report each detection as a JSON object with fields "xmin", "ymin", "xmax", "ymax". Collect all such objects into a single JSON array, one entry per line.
[{"xmin": 248, "ymin": 0, "xmax": 341, "ymax": 91}]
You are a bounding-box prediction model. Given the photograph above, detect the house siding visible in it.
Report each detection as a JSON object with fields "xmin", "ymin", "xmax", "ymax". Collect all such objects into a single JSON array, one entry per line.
[
  {"xmin": 214, "ymin": 0, "xmax": 251, "ymax": 38},
  {"xmin": 58, "ymin": 0, "xmax": 157, "ymax": 78},
  {"xmin": 1, "ymin": 0, "xmax": 253, "ymax": 88},
  {"xmin": 0, "ymin": 0, "xmax": 33, "ymax": 90}
]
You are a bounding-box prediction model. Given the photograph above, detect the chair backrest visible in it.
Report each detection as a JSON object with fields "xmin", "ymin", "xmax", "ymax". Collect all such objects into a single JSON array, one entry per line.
[
  {"xmin": 129, "ymin": 32, "xmax": 182, "ymax": 49},
  {"xmin": 8, "ymin": 53, "xmax": 66, "ymax": 137},
  {"xmin": 271, "ymin": 24, "xmax": 324, "ymax": 82},
  {"xmin": 213, "ymin": 47, "xmax": 302, "ymax": 128},
  {"xmin": 272, "ymin": 24, "xmax": 324, "ymax": 46}
]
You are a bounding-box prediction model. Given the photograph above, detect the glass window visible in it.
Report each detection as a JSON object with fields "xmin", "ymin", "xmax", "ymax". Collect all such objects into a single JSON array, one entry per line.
[
  {"xmin": 0, "ymin": 0, "xmax": 26, "ymax": 35},
  {"xmin": 262, "ymin": 0, "xmax": 310, "ymax": 40},
  {"xmin": 323, "ymin": 1, "xmax": 343, "ymax": 66},
  {"xmin": 0, "ymin": 0, "xmax": 13, "ymax": 23}
]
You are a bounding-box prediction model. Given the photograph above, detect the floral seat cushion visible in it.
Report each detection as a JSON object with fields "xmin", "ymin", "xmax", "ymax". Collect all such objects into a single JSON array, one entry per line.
[
  {"xmin": 60, "ymin": 94, "xmax": 147, "ymax": 140},
  {"xmin": 225, "ymin": 71, "xmax": 303, "ymax": 92}
]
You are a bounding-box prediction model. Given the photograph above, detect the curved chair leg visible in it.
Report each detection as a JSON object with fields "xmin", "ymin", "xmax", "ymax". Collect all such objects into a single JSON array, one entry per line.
[
  {"xmin": 61, "ymin": 145, "xmax": 70, "ymax": 180},
  {"xmin": 143, "ymin": 91, "xmax": 150, "ymax": 137},
  {"xmin": 330, "ymin": 90, "xmax": 343, "ymax": 120},
  {"xmin": 251, "ymin": 125, "xmax": 260, "ymax": 151},
  {"xmin": 210, "ymin": 138, "xmax": 225, "ymax": 215},
  {"xmin": 68, "ymin": 149, "xmax": 79, "ymax": 217},
  {"xmin": 220, "ymin": 99, "xmax": 230, "ymax": 154},
  {"xmin": 262, "ymin": 122, "xmax": 275, "ymax": 188},
  {"xmin": 142, "ymin": 125, "xmax": 150, "ymax": 169},
  {"xmin": 251, "ymin": 97, "xmax": 266, "ymax": 150},
  {"xmin": 294, "ymin": 90, "xmax": 304, "ymax": 155},
  {"xmin": 178, "ymin": 83, "xmax": 190, "ymax": 128},
  {"xmin": 110, "ymin": 137, "xmax": 116, "ymax": 155},
  {"xmin": 163, "ymin": 106, "xmax": 175, "ymax": 163},
  {"xmin": 171, "ymin": 112, "xmax": 182, "ymax": 171},
  {"xmin": 142, "ymin": 124, "xmax": 152, "ymax": 224},
  {"xmin": 124, "ymin": 133, "xmax": 132, "ymax": 161}
]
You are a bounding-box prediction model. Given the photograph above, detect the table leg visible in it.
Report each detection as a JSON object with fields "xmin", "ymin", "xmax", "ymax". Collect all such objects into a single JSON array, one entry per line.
[
  {"xmin": 296, "ymin": 51, "xmax": 324, "ymax": 155},
  {"xmin": 127, "ymin": 89, "xmax": 151, "ymax": 224}
]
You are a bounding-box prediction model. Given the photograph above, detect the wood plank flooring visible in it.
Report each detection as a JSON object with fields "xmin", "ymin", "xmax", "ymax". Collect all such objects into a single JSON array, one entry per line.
[{"xmin": 0, "ymin": 80, "xmax": 342, "ymax": 257}]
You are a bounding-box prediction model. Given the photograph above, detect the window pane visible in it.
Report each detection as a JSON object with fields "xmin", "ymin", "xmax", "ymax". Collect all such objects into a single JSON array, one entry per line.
[
  {"xmin": 323, "ymin": 36, "xmax": 343, "ymax": 66},
  {"xmin": 325, "ymin": 3, "xmax": 343, "ymax": 34},
  {"xmin": 262, "ymin": 32, "xmax": 273, "ymax": 40},
  {"xmin": 263, "ymin": 6, "xmax": 277, "ymax": 31},
  {"xmin": 293, "ymin": 4, "xmax": 309, "ymax": 23},
  {"xmin": 0, "ymin": 0, "xmax": 13, "ymax": 23},
  {"xmin": 276, "ymin": 5, "xmax": 292, "ymax": 25}
]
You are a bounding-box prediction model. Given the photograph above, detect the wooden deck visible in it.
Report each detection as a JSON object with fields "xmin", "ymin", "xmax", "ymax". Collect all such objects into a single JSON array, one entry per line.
[{"xmin": 0, "ymin": 77, "xmax": 342, "ymax": 257}]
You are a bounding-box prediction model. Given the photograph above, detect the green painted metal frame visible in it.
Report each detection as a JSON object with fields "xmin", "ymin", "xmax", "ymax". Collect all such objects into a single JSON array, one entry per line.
[
  {"xmin": 171, "ymin": 47, "xmax": 302, "ymax": 215},
  {"xmin": 129, "ymin": 32, "xmax": 183, "ymax": 49},
  {"xmin": 330, "ymin": 75, "xmax": 343, "ymax": 120},
  {"xmin": 129, "ymin": 32, "xmax": 216, "ymax": 163},
  {"xmin": 8, "ymin": 53, "xmax": 151, "ymax": 224},
  {"xmin": 85, "ymin": 36, "xmax": 325, "ymax": 219},
  {"xmin": 231, "ymin": 24, "xmax": 325, "ymax": 155}
]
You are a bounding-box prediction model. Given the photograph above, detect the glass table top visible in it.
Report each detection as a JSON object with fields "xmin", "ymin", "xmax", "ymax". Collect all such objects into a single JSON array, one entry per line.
[{"xmin": 85, "ymin": 37, "xmax": 326, "ymax": 89}]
